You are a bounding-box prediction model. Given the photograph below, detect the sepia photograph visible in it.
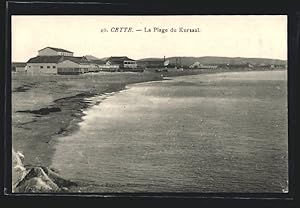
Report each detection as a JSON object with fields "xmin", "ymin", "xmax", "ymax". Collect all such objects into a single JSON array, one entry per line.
[{"xmin": 10, "ymin": 15, "xmax": 288, "ymax": 194}]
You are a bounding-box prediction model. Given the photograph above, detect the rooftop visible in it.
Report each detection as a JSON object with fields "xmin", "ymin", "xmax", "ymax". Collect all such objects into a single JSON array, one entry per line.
[
  {"xmin": 27, "ymin": 56, "xmax": 89, "ymax": 64},
  {"xmin": 90, "ymin": 59, "xmax": 107, "ymax": 65},
  {"xmin": 27, "ymin": 56, "xmax": 64, "ymax": 63},
  {"xmin": 38, "ymin": 47, "xmax": 73, "ymax": 53},
  {"xmin": 107, "ymin": 56, "xmax": 136, "ymax": 63},
  {"xmin": 12, "ymin": 62, "xmax": 27, "ymax": 67},
  {"xmin": 84, "ymin": 55, "xmax": 100, "ymax": 61},
  {"xmin": 62, "ymin": 56, "xmax": 90, "ymax": 64}
]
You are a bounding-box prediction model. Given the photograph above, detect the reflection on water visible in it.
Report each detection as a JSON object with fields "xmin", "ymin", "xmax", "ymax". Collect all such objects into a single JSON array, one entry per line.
[{"xmin": 51, "ymin": 71, "xmax": 288, "ymax": 192}]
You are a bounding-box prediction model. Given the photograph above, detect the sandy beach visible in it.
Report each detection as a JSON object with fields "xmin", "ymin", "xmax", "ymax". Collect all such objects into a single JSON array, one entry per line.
[
  {"xmin": 12, "ymin": 72, "xmax": 165, "ymax": 168},
  {"xmin": 11, "ymin": 68, "xmax": 287, "ymax": 192}
]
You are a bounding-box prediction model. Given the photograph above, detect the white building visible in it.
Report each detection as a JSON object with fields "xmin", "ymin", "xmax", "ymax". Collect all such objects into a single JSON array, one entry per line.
[
  {"xmin": 189, "ymin": 62, "xmax": 218, "ymax": 69},
  {"xmin": 26, "ymin": 56, "xmax": 63, "ymax": 74},
  {"xmin": 106, "ymin": 56, "xmax": 137, "ymax": 69},
  {"xmin": 26, "ymin": 47, "xmax": 93, "ymax": 74}
]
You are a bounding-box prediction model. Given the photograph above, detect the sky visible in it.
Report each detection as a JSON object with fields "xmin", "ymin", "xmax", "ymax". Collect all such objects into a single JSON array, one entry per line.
[{"xmin": 12, "ymin": 15, "xmax": 287, "ymax": 62}]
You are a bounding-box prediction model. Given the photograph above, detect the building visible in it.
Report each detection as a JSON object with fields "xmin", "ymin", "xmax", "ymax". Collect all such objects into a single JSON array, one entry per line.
[
  {"xmin": 57, "ymin": 56, "xmax": 91, "ymax": 74},
  {"xmin": 25, "ymin": 47, "xmax": 143, "ymax": 74},
  {"xmin": 26, "ymin": 47, "xmax": 94, "ymax": 74},
  {"xmin": 137, "ymin": 59, "xmax": 165, "ymax": 68},
  {"xmin": 26, "ymin": 56, "xmax": 63, "ymax": 73},
  {"xmin": 12, "ymin": 62, "xmax": 27, "ymax": 72},
  {"xmin": 90, "ymin": 59, "xmax": 111, "ymax": 72},
  {"xmin": 189, "ymin": 62, "xmax": 218, "ymax": 69},
  {"xmin": 105, "ymin": 56, "xmax": 137, "ymax": 70},
  {"xmin": 81, "ymin": 55, "xmax": 104, "ymax": 72},
  {"xmin": 38, "ymin": 47, "xmax": 73, "ymax": 57}
]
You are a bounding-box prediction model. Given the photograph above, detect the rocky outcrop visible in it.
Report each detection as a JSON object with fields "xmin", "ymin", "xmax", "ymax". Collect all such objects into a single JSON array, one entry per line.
[{"xmin": 12, "ymin": 149, "xmax": 77, "ymax": 193}]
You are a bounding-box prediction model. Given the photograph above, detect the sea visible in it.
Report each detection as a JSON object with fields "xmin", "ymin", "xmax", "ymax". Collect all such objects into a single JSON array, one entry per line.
[{"xmin": 51, "ymin": 70, "xmax": 288, "ymax": 193}]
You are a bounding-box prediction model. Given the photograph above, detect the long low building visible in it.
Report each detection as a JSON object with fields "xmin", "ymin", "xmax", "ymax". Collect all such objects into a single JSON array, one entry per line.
[{"xmin": 26, "ymin": 56, "xmax": 93, "ymax": 74}]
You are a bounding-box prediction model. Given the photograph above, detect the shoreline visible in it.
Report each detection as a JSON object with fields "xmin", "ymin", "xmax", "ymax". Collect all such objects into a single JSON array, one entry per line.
[
  {"xmin": 12, "ymin": 68, "xmax": 286, "ymax": 192},
  {"xmin": 13, "ymin": 72, "xmax": 164, "ymax": 168},
  {"xmin": 12, "ymin": 72, "xmax": 165, "ymax": 192}
]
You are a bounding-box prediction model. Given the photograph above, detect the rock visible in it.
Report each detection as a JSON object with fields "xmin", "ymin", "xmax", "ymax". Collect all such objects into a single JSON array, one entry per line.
[
  {"xmin": 12, "ymin": 149, "xmax": 77, "ymax": 193},
  {"xmin": 16, "ymin": 151, "xmax": 25, "ymax": 160},
  {"xmin": 15, "ymin": 167, "xmax": 59, "ymax": 192},
  {"xmin": 12, "ymin": 149, "xmax": 27, "ymax": 191},
  {"xmin": 15, "ymin": 177, "xmax": 59, "ymax": 193},
  {"xmin": 41, "ymin": 166, "xmax": 77, "ymax": 188}
]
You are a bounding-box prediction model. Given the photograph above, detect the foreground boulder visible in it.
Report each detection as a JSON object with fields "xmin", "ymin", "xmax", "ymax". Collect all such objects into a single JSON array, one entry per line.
[
  {"xmin": 15, "ymin": 167, "xmax": 60, "ymax": 192},
  {"xmin": 12, "ymin": 148, "xmax": 78, "ymax": 193}
]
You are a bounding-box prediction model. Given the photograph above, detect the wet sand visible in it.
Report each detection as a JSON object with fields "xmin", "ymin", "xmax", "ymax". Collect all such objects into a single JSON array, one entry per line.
[{"xmin": 12, "ymin": 72, "xmax": 163, "ymax": 167}]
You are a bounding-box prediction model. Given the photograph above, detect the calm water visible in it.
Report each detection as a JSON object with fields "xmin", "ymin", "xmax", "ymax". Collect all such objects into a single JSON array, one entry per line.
[{"xmin": 51, "ymin": 71, "xmax": 288, "ymax": 193}]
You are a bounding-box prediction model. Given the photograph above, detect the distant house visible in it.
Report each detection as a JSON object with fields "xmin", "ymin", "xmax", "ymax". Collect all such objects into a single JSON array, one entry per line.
[
  {"xmin": 189, "ymin": 62, "xmax": 200, "ymax": 68},
  {"xmin": 57, "ymin": 56, "xmax": 91, "ymax": 74},
  {"xmin": 38, "ymin": 47, "xmax": 73, "ymax": 57},
  {"xmin": 189, "ymin": 62, "xmax": 218, "ymax": 69},
  {"xmin": 90, "ymin": 59, "xmax": 110, "ymax": 72},
  {"xmin": 137, "ymin": 59, "xmax": 165, "ymax": 68},
  {"xmin": 105, "ymin": 56, "xmax": 137, "ymax": 70},
  {"xmin": 12, "ymin": 62, "xmax": 27, "ymax": 72},
  {"xmin": 83, "ymin": 56, "xmax": 102, "ymax": 72},
  {"xmin": 248, "ymin": 63, "xmax": 254, "ymax": 68},
  {"xmin": 258, "ymin": 63, "xmax": 266, "ymax": 67}
]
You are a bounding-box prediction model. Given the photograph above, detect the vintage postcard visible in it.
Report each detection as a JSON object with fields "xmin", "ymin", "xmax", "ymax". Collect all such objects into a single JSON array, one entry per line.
[{"xmin": 11, "ymin": 15, "xmax": 288, "ymax": 193}]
